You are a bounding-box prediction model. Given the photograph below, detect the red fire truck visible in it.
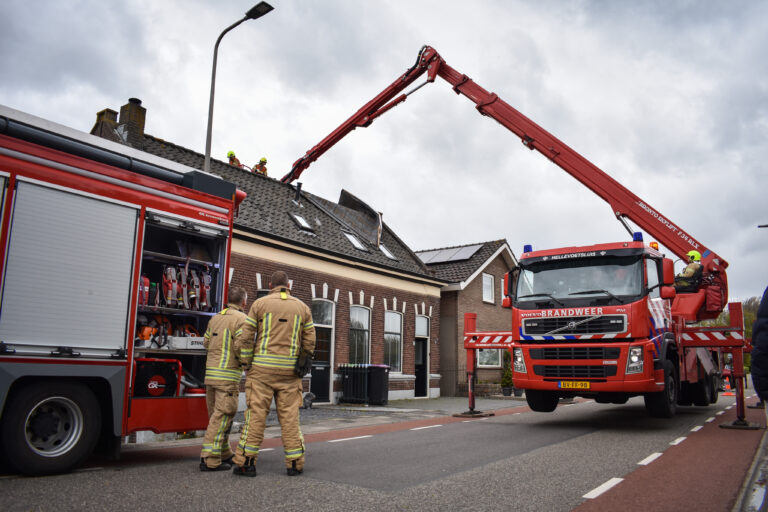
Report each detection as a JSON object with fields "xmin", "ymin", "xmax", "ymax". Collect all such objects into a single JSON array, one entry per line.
[
  {"xmin": 0, "ymin": 105, "xmax": 244, "ymax": 475},
  {"xmin": 281, "ymin": 46, "xmax": 747, "ymax": 420}
]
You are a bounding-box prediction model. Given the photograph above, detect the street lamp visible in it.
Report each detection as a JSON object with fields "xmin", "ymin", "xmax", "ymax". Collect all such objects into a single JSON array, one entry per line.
[{"xmin": 203, "ymin": 2, "xmax": 274, "ymax": 174}]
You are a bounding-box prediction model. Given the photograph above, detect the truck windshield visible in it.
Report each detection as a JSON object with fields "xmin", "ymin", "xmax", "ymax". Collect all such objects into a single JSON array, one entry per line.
[{"xmin": 515, "ymin": 255, "xmax": 643, "ymax": 308}]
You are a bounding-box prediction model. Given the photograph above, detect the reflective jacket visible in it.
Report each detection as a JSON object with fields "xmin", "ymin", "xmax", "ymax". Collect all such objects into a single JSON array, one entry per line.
[
  {"xmin": 204, "ymin": 304, "xmax": 249, "ymax": 384},
  {"xmin": 241, "ymin": 286, "xmax": 315, "ymax": 376}
]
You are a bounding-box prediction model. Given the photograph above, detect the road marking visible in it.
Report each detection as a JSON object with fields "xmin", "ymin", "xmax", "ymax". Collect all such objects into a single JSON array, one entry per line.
[
  {"xmin": 716, "ymin": 410, "xmax": 725, "ymax": 416},
  {"xmin": 670, "ymin": 437, "xmax": 686, "ymax": 446},
  {"xmin": 462, "ymin": 418, "xmax": 489, "ymax": 423},
  {"xmin": 726, "ymin": 405, "xmax": 734, "ymax": 410},
  {"xmin": 637, "ymin": 452, "xmax": 663, "ymax": 466},
  {"xmin": 411, "ymin": 425, "xmax": 443, "ymax": 431},
  {"xmin": 690, "ymin": 426, "xmax": 703, "ymax": 432},
  {"xmin": 583, "ymin": 477, "xmax": 624, "ymax": 499},
  {"xmin": 260, "ymin": 448, "xmax": 275, "ymax": 452},
  {"xmin": 705, "ymin": 417, "xmax": 715, "ymax": 423},
  {"xmin": 328, "ymin": 435, "xmax": 373, "ymax": 443}
]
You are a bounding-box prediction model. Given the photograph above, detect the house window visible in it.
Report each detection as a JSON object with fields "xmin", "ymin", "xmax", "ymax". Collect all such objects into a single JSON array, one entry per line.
[
  {"xmin": 478, "ymin": 349, "xmax": 501, "ymax": 367},
  {"xmin": 349, "ymin": 306, "xmax": 370, "ymax": 364},
  {"xmin": 415, "ymin": 315, "xmax": 429, "ymax": 338},
  {"xmin": 482, "ymin": 273, "xmax": 495, "ymax": 303},
  {"xmin": 344, "ymin": 232, "xmax": 366, "ymax": 251},
  {"xmin": 311, "ymin": 300, "xmax": 334, "ymax": 365},
  {"xmin": 384, "ymin": 311, "xmax": 402, "ymax": 372},
  {"xmin": 380, "ymin": 244, "xmax": 397, "ymax": 260}
]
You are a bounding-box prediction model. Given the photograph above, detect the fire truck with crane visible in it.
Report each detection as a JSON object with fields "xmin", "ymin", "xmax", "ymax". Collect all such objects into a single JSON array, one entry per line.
[
  {"xmin": 0, "ymin": 105, "xmax": 246, "ymax": 475},
  {"xmin": 281, "ymin": 45, "xmax": 749, "ymax": 421}
]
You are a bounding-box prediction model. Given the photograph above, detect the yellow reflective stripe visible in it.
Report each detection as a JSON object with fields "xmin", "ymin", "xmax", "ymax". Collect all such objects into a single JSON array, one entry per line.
[
  {"xmin": 252, "ymin": 354, "xmax": 298, "ymax": 369},
  {"xmin": 213, "ymin": 414, "xmax": 231, "ymax": 453},
  {"xmin": 259, "ymin": 313, "xmax": 272, "ymax": 354},
  {"xmin": 204, "ymin": 329, "xmax": 211, "ymax": 338},
  {"xmin": 284, "ymin": 447, "xmax": 304, "ymax": 459},
  {"xmin": 303, "ymin": 322, "xmax": 314, "ymax": 330},
  {"xmin": 219, "ymin": 329, "xmax": 231, "ymax": 368},
  {"xmin": 205, "ymin": 367, "xmax": 241, "ymax": 381},
  {"xmin": 280, "ymin": 291, "xmax": 287, "ymax": 299},
  {"xmin": 235, "ymin": 328, "xmax": 243, "ymax": 337},
  {"xmin": 219, "ymin": 308, "xmax": 229, "ymax": 315},
  {"xmin": 290, "ymin": 314, "xmax": 301, "ymax": 357},
  {"xmin": 245, "ymin": 316, "xmax": 258, "ymax": 328},
  {"xmin": 237, "ymin": 410, "xmax": 250, "ymax": 452}
]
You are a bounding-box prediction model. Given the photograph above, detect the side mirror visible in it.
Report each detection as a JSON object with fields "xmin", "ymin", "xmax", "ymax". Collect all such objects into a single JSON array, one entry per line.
[
  {"xmin": 662, "ymin": 258, "xmax": 675, "ymax": 285},
  {"xmin": 506, "ymin": 268, "xmax": 520, "ymax": 299},
  {"xmin": 661, "ymin": 285, "xmax": 676, "ymax": 299},
  {"xmin": 502, "ymin": 296, "xmax": 512, "ymax": 309}
]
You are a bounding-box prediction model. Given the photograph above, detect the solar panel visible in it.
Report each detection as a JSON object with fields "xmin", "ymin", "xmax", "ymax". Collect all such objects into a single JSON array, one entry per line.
[{"xmin": 417, "ymin": 244, "xmax": 483, "ymax": 264}]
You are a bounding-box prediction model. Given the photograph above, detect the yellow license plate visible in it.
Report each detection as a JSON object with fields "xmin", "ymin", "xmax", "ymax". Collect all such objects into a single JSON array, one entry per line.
[{"xmin": 559, "ymin": 381, "xmax": 590, "ymax": 390}]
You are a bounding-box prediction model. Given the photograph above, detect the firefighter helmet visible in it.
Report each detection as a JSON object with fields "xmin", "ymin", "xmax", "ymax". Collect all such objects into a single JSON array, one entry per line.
[
  {"xmin": 259, "ymin": 157, "xmax": 267, "ymax": 163},
  {"xmin": 227, "ymin": 151, "xmax": 236, "ymax": 158},
  {"xmin": 687, "ymin": 250, "xmax": 701, "ymax": 262}
]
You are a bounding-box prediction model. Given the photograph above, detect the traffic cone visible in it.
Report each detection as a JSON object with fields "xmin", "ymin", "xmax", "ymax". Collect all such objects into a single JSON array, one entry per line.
[{"xmin": 723, "ymin": 378, "xmax": 735, "ymax": 396}]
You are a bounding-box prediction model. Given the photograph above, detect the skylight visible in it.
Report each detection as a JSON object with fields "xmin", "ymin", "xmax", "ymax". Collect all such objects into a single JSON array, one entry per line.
[
  {"xmin": 380, "ymin": 244, "xmax": 397, "ymax": 260},
  {"xmin": 344, "ymin": 232, "xmax": 366, "ymax": 251},
  {"xmin": 290, "ymin": 213, "xmax": 314, "ymax": 232}
]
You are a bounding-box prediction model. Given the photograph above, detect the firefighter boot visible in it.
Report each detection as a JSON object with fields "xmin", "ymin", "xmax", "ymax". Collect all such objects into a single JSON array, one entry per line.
[
  {"xmin": 232, "ymin": 457, "xmax": 257, "ymax": 477},
  {"xmin": 199, "ymin": 458, "xmax": 232, "ymax": 472},
  {"xmin": 286, "ymin": 459, "xmax": 303, "ymax": 476}
]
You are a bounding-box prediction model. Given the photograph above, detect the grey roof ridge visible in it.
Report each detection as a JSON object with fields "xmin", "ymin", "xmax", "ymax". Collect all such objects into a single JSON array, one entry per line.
[{"xmin": 415, "ymin": 239, "xmax": 505, "ymax": 254}]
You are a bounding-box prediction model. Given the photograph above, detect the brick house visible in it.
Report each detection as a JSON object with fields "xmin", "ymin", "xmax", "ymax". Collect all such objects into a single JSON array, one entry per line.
[
  {"xmin": 416, "ymin": 240, "xmax": 517, "ymax": 396},
  {"xmin": 91, "ymin": 98, "xmax": 445, "ymax": 402}
]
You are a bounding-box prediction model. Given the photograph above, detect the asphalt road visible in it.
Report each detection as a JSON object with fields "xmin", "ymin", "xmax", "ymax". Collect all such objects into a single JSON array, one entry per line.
[{"xmin": 3, "ymin": 394, "xmax": 760, "ymax": 512}]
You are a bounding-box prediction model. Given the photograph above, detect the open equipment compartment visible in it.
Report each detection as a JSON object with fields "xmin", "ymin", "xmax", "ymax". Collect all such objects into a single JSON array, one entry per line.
[{"xmin": 132, "ymin": 212, "xmax": 228, "ymax": 397}]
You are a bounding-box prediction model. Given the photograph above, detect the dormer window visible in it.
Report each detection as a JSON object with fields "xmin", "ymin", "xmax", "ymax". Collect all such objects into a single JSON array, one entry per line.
[
  {"xmin": 380, "ymin": 244, "xmax": 397, "ymax": 260},
  {"xmin": 344, "ymin": 232, "xmax": 366, "ymax": 251},
  {"xmin": 290, "ymin": 213, "xmax": 314, "ymax": 233}
]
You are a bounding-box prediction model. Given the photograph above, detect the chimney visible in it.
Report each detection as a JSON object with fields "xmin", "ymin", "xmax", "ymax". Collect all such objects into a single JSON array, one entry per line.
[
  {"xmin": 90, "ymin": 108, "xmax": 118, "ymax": 138},
  {"xmin": 117, "ymin": 98, "xmax": 146, "ymax": 148}
]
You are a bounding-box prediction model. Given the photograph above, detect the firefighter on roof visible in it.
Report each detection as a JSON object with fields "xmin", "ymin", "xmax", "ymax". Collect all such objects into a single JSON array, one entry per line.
[
  {"xmin": 227, "ymin": 151, "xmax": 243, "ymax": 168},
  {"xmin": 232, "ymin": 271, "xmax": 315, "ymax": 477},
  {"xmin": 199, "ymin": 286, "xmax": 250, "ymax": 472},
  {"xmin": 253, "ymin": 157, "xmax": 268, "ymax": 176}
]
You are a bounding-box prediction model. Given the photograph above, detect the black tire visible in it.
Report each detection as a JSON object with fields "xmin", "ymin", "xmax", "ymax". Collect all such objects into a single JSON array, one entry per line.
[
  {"xmin": 677, "ymin": 382, "xmax": 693, "ymax": 406},
  {"xmin": 525, "ymin": 390, "xmax": 559, "ymax": 412},
  {"xmin": 709, "ymin": 375, "xmax": 720, "ymax": 404},
  {"xmin": 644, "ymin": 360, "xmax": 678, "ymax": 418},
  {"xmin": 0, "ymin": 381, "xmax": 101, "ymax": 475},
  {"xmin": 692, "ymin": 373, "xmax": 713, "ymax": 407}
]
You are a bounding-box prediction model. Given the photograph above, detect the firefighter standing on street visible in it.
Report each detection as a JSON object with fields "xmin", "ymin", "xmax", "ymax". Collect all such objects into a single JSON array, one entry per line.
[
  {"xmin": 199, "ymin": 286, "xmax": 251, "ymax": 472},
  {"xmin": 232, "ymin": 271, "xmax": 315, "ymax": 477}
]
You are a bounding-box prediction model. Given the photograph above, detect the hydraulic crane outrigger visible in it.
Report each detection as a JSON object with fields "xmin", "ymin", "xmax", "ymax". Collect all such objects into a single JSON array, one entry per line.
[{"xmin": 282, "ymin": 45, "xmax": 751, "ymax": 425}]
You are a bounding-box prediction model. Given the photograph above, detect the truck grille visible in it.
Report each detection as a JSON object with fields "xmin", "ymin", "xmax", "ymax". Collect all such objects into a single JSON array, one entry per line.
[
  {"xmin": 522, "ymin": 315, "xmax": 626, "ymax": 336},
  {"xmin": 533, "ymin": 365, "xmax": 617, "ymax": 378},
  {"xmin": 529, "ymin": 347, "xmax": 621, "ymax": 360}
]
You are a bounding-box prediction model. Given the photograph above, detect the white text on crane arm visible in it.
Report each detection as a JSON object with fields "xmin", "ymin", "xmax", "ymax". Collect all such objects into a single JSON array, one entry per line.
[{"xmin": 636, "ymin": 201, "xmax": 700, "ymax": 250}]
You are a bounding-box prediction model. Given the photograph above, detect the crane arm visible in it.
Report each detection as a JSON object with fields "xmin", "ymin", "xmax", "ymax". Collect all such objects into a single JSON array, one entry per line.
[{"xmin": 282, "ymin": 45, "xmax": 727, "ymax": 292}]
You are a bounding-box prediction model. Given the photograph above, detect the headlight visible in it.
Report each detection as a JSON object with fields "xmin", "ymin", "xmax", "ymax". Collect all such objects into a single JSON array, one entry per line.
[
  {"xmin": 626, "ymin": 346, "xmax": 644, "ymax": 374},
  {"xmin": 513, "ymin": 347, "xmax": 526, "ymax": 373}
]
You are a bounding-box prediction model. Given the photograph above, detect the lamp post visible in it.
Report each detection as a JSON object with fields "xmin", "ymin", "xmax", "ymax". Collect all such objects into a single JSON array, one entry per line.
[{"xmin": 203, "ymin": 2, "xmax": 274, "ymax": 174}]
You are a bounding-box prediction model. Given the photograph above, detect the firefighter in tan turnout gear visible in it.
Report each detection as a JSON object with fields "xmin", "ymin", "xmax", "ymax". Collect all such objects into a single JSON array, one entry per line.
[
  {"xmin": 199, "ymin": 287, "xmax": 251, "ymax": 472},
  {"xmin": 232, "ymin": 271, "xmax": 315, "ymax": 477}
]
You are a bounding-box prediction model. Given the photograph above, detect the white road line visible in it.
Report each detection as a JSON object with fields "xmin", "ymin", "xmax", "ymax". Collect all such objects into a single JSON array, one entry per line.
[
  {"xmin": 583, "ymin": 477, "xmax": 624, "ymax": 499},
  {"xmin": 328, "ymin": 435, "xmax": 373, "ymax": 443},
  {"xmin": 716, "ymin": 410, "xmax": 725, "ymax": 416},
  {"xmin": 727, "ymin": 405, "xmax": 734, "ymax": 410},
  {"xmin": 411, "ymin": 425, "xmax": 443, "ymax": 431},
  {"xmin": 637, "ymin": 452, "xmax": 663, "ymax": 466},
  {"xmin": 462, "ymin": 418, "xmax": 490, "ymax": 423},
  {"xmin": 670, "ymin": 437, "xmax": 686, "ymax": 446},
  {"xmin": 705, "ymin": 417, "xmax": 715, "ymax": 423},
  {"xmin": 691, "ymin": 426, "xmax": 703, "ymax": 432},
  {"xmin": 259, "ymin": 448, "xmax": 275, "ymax": 452}
]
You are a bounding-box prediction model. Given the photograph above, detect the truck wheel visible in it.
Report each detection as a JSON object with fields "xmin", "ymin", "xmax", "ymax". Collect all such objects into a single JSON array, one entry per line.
[
  {"xmin": 525, "ymin": 390, "xmax": 559, "ymax": 412},
  {"xmin": 692, "ymin": 373, "xmax": 713, "ymax": 407},
  {"xmin": 708, "ymin": 375, "xmax": 720, "ymax": 404},
  {"xmin": 0, "ymin": 381, "xmax": 101, "ymax": 475},
  {"xmin": 644, "ymin": 360, "xmax": 678, "ymax": 418}
]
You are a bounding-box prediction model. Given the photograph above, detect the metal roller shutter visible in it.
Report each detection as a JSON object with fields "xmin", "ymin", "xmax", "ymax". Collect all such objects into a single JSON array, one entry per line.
[{"xmin": 0, "ymin": 181, "xmax": 138, "ymax": 355}]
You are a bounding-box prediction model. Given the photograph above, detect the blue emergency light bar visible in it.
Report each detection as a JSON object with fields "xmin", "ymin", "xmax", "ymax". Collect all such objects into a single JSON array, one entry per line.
[
  {"xmin": 633, "ymin": 232, "xmax": 643, "ymax": 242},
  {"xmin": 523, "ymin": 244, "xmax": 533, "ymax": 253}
]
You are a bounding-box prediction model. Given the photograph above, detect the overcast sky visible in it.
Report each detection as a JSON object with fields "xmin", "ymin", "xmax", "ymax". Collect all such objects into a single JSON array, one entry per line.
[{"xmin": 1, "ymin": 0, "xmax": 765, "ymax": 301}]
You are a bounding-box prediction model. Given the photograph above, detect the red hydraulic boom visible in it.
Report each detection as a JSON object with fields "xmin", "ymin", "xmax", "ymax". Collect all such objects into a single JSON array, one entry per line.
[{"xmin": 281, "ymin": 45, "xmax": 728, "ymax": 320}]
